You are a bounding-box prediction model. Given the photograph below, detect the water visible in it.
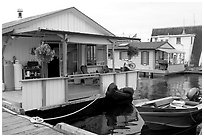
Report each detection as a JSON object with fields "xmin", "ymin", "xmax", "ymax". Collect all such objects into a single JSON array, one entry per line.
[
  {"xmin": 66, "ymin": 73, "xmax": 202, "ymax": 135},
  {"xmin": 26, "ymin": 73, "xmax": 202, "ymax": 135},
  {"xmin": 136, "ymin": 73, "xmax": 202, "ymax": 100}
]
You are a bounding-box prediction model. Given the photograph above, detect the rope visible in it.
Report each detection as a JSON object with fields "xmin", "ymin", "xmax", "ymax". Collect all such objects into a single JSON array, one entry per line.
[{"xmin": 43, "ymin": 94, "xmax": 100, "ymax": 121}]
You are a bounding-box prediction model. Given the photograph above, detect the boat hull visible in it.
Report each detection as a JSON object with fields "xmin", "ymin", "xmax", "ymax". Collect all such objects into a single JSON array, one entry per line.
[{"xmin": 135, "ymin": 96, "xmax": 202, "ymax": 130}]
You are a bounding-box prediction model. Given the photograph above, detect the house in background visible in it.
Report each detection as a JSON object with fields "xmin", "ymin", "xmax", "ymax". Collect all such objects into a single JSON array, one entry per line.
[
  {"xmin": 108, "ymin": 41, "xmax": 185, "ymax": 75},
  {"xmin": 151, "ymin": 25, "xmax": 202, "ymax": 67}
]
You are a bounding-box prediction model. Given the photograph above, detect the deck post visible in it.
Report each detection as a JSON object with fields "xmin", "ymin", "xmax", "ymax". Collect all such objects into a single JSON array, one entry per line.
[
  {"xmin": 126, "ymin": 72, "xmax": 128, "ymax": 87},
  {"xmin": 64, "ymin": 78, "xmax": 69, "ymax": 102},
  {"xmin": 112, "ymin": 41, "xmax": 115, "ymax": 72},
  {"xmin": 62, "ymin": 36, "xmax": 68, "ymax": 76},
  {"xmin": 42, "ymin": 80, "xmax": 46, "ymax": 106}
]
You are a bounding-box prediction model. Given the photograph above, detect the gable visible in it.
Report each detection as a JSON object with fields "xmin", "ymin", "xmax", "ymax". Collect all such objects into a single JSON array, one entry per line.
[
  {"xmin": 3, "ymin": 7, "xmax": 114, "ymax": 36},
  {"xmin": 159, "ymin": 42, "xmax": 174, "ymax": 49}
]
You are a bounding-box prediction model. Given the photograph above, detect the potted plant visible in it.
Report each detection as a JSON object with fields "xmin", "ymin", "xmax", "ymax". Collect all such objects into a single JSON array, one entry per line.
[
  {"xmin": 127, "ymin": 46, "xmax": 139, "ymax": 60},
  {"xmin": 35, "ymin": 42, "xmax": 55, "ymax": 78}
]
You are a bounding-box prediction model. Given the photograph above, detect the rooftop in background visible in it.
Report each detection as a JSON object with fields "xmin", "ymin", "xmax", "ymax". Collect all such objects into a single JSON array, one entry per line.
[
  {"xmin": 114, "ymin": 41, "xmax": 171, "ymax": 50},
  {"xmin": 151, "ymin": 25, "xmax": 202, "ymax": 36}
]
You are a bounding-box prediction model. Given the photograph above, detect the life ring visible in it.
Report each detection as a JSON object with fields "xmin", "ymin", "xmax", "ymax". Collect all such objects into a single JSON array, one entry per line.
[{"xmin": 127, "ymin": 62, "xmax": 136, "ymax": 69}]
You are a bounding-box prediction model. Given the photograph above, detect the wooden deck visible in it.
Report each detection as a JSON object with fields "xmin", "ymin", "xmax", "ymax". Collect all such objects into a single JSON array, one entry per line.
[{"xmin": 2, "ymin": 109, "xmax": 65, "ymax": 135}]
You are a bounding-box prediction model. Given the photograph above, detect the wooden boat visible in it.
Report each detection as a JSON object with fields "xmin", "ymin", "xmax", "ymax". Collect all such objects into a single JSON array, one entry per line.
[
  {"xmin": 105, "ymin": 83, "xmax": 134, "ymax": 104},
  {"xmin": 134, "ymin": 96, "xmax": 202, "ymax": 130}
]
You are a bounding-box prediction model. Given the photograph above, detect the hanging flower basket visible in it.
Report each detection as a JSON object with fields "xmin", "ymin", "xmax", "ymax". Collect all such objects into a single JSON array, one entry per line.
[
  {"xmin": 35, "ymin": 43, "xmax": 55, "ymax": 63},
  {"xmin": 35, "ymin": 43, "xmax": 55, "ymax": 78}
]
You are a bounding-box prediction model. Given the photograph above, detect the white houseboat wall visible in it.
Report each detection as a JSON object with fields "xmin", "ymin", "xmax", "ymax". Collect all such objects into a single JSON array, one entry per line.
[
  {"xmin": 151, "ymin": 26, "xmax": 202, "ymax": 67},
  {"xmin": 2, "ymin": 7, "xmax": 140, "ymax": 111},
  {"xmin": 108, "ymin": 41, "xmax": 185, "ymax": 75}
]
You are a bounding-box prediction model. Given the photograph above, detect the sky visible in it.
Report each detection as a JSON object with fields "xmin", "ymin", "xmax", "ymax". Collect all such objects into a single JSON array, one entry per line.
[{"xmin": 1, "ymin": 0, "xmax": 202, "ymax": 41}]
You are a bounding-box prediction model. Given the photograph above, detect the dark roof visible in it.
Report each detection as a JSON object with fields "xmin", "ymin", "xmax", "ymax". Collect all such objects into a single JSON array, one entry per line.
[
  {"xmin": 151, "ymin": 25, "xmax": 202, "ymax": 36},
  {"xmin": 151, "ymin": 25, "xmax": 202, "ymax": 66},
  {"xmin": 128, "ymin": 41, "xmax": 168, "ymax": 50},
  {"xmin": 114, "ymin": 41, "xmax": 168, "ymax": 50}
]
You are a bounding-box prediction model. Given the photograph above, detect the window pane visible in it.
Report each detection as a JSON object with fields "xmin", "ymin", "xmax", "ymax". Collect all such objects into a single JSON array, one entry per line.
[
  {"xmin": 87, "ymin": 45, "xmax": 96, "ymax": 65},
  {"xmin": 176, "ymin": 37, "xmax": 181, "ymax": 44}
]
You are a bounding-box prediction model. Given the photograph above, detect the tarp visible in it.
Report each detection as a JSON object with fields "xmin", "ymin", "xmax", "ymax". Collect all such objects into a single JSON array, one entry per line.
[{"xmin": 157, "ymin": 48, "xmax": 185, "ymax": 53}]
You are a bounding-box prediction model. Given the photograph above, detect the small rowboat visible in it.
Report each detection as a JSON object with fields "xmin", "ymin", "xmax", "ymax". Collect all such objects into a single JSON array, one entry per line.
[{"xmin": 134, "ymin": 96, "xmax": 202, "ymax": 130}]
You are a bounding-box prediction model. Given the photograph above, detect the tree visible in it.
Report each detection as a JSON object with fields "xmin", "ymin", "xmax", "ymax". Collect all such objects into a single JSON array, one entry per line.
[
  {"xmin": 127, "ymin": 46, "xmax": 139, "ymax": 60},
  {"xmin": 35, "ymin": 43, "xmax": 55, "ymax": 78}
]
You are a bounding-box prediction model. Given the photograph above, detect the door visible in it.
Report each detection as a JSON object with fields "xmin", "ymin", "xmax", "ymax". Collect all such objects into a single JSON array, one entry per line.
[
  {"xmin": 48, "ymin": 43, "xmax": 60, "ymax": 77},
  {"xmin": 67, "ymin": 44, "xmax": 78, "ymax": 75}
]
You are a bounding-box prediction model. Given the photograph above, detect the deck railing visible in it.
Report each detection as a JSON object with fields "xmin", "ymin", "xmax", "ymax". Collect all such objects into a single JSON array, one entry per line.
[{"xmin": 21, "ymin": 71, "xmax": 139, "ymax": 111}]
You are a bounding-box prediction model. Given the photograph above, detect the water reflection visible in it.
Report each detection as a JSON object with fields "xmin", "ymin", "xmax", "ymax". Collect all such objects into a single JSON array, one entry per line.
[
  {"xmin": 72, "ymin": 104, "xmax": 144, "ymax": 135},
  {"xmin": 136, "ymin": 74, "xmax": 202, "ymax": 100},
  {"xmin": 67, "ymin": 74, "xmax": 201, "ymax": 135}
]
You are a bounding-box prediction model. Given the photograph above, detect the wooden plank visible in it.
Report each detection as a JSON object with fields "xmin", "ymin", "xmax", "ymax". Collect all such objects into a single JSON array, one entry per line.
[
  {"xmin": 3, "ymin": 124, "xmax": 37, "ymax": 135},
  {"xmin": 3, "ymin": 120, "xmax": 32, "ymax": 132},
  {"xmin": 2, "ymin": 111, "xmax": 64, "ymax": 135},
  {"xmin": 15, "ymin": 126, "xmax": 48, "ymax": 135}
]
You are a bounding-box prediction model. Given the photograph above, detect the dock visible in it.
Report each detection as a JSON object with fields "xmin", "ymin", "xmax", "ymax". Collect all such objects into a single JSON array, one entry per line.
[{"xmin": 2, "ymin": 108, "xmax": 65, "ymax": 135}]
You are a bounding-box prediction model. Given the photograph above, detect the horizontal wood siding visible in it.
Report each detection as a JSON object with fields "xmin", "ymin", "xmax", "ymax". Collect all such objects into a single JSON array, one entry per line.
[
  {"xmin": 22, "ymin": 81, "xmax": 42, "ymax": 111},
  {"xmin": 45, "ymin": 79, "xmax": 65, "ymax": 106}
]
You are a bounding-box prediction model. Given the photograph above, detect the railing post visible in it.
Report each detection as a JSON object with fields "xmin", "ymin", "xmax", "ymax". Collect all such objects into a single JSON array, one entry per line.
[
  {"xmin": 64, "ymin": 78, "xmax": 69, "ymax": 102},
  {"xmin": 126, "ymin": 72, "xmax": 128, "ymax": 87},
  {"xmin": 42, "ymin": 80, "xmax": 46, "ymax": 107}
]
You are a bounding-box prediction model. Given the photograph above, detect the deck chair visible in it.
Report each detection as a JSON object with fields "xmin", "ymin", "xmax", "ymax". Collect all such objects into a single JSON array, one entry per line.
[
  {"xmin": 80, "ymin": 65, "xmax": 98, "ymax": 85},
  {"xmin": 102, "ymin": 65, "xmax": 110, "ymax": 73}
]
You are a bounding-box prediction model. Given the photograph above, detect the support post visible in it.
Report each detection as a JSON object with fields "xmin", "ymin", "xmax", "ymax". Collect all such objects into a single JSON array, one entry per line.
[
  {"xmin": 112, "ymin": 41, "xmax": 115, "ymax": 72},
  {"xmin": 64, "ymin": 78, "xmax": 69, "ymax": 102},
  {"xmin": 62, "ymin": 40, "xmax": 67, "ymax": 76},
  {"xmin": 42, "ymin": 80, "xmax": 46, "ymax": 106}
]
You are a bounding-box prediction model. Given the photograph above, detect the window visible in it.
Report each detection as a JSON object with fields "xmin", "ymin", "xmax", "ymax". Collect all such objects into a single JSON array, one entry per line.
[
  {"xmin": 141, "ymin": 51, "xmax": 149, "ymax": 65},
  {"xmin": 87, "ymin": 45, "xmax": 96, "ymax": 65},
  {"xmin": 108, "ymin": 51, "xmax": 113, "ymax": 59},
  {"xmin": 119, "ymin": 51, "xmax": 128, "ymax": 60},
  {"xmin": 176, "ymin": 37, "xmax": 181, "ymax": 44}
]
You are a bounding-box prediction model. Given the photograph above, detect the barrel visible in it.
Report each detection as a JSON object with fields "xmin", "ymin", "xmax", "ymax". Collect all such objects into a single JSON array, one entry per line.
[
  {"xmin": 14, "ymin": 60, "xmax": 22, "ymax": 90},
  {"xmin": 4, "ymin": 61, "xmax": 14, "ymax": 91}
]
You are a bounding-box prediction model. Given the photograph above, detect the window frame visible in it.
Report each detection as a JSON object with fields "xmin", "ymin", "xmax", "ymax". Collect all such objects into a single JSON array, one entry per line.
[
  {"xmin": 86, "ymin": 45, "xmax": 96, "ymax": 66},
  {"xmin": 141, "ymin": 51, "xmax": 149, "ymax": 65},
  {"xmin": 176, "ymin": 37, "xmax": 181, "ymax": 44}
]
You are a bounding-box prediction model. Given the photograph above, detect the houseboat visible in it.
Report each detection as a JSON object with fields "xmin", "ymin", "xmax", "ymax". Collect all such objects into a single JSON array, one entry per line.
[
  {"xmin": 108, "ymin": 41, "xmax": 185, "ymax": 76},
  {"xmin": 2, "ymin": 7, "xmax": 140, "ymax": 111},
  {"xmin": 151, "ymin": 25, "xmax": 202, "ymax": 67}
]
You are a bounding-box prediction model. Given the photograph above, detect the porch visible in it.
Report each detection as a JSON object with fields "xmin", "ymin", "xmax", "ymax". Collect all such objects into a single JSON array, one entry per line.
[
  {"xmin": 3, "ymin": 71, "xmax": 139, "ymax": 111},
  {"xmin": 154, "ymin": 48, "xmax": 185, "ymax": 74}
]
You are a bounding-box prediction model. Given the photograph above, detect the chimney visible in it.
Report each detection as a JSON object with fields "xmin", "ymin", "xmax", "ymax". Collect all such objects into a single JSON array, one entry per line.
[{"xmin": 17, "ymin": 8, "xmax": 23, "ymax": 18}]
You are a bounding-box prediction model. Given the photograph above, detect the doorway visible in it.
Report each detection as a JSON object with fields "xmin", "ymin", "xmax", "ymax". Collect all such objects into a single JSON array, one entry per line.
[
  {"xmin": 67, "ymin": 44, "xmax": 78, "ymax": 75},
  {"xmin": 48, "ymin": 43, "xmax": 60, "ymax": 77}
]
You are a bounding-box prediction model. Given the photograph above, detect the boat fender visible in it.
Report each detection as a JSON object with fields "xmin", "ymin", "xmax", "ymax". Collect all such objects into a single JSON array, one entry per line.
[
  {"xmin": 187, "ymin": 88, "xmax": 201, "ymax": 102},
  {"xmin": 120, "ymin": 87, "xmax": 134, "ymax": 95},
  {"xmin": 106, "ymin": 83, "xmax": 118, "ymax": 97}
]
